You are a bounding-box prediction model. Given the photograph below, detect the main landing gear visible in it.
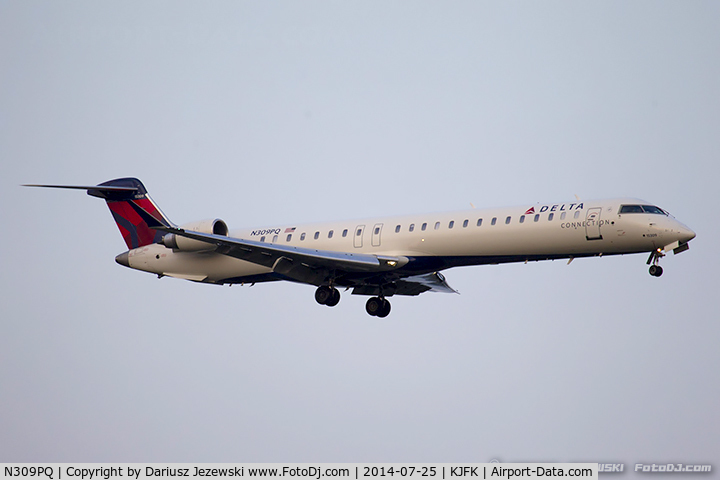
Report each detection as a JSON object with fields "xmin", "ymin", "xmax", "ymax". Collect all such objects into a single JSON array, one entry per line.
[
  {"xmin": 315, "ymin": 285, "xmax": 340, "ymax": 307},
  {"xmin": 647, "ymin": 249, "xmax": 664, "ymax": 277},
  {"xmin": 365, "ymin": 296, "xmax": 391, "ymax": 318},
  {"xmin": 315, "ymin": 285, "xmax": 392, "ymax": 317}
]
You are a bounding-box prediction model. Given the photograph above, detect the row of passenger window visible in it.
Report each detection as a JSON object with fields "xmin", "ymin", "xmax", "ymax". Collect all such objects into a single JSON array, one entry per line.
[
  {"xmin": 260, "ymin": 210, "xmax": 582, "ymax": 243},
  {"xmin": 395, "ymin": 209, "xmax": 581, "ymax": 233},
  {"xmin": 260, "ymin": 228, "xmax": 352, "ymax": 243}
]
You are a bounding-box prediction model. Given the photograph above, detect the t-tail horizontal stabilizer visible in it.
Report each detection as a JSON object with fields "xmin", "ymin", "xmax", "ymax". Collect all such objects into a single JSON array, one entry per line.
[{"xmin": 24, "ymin": 178, "xmax": 172, "ymax": 249}]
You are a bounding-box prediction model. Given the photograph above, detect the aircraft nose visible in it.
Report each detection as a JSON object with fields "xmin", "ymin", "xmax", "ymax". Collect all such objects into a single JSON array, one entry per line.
[
  {"xmin": 676, "ymin": 224, "xmax": 696, "ymax": 243},
  {"xmin": 115, "ymin": 251, "xmax": 130, "ymax": 268}
]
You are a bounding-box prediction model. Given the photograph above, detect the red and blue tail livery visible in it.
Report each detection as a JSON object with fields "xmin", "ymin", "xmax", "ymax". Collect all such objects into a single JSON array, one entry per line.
[{"xmin": 88, "ymin": 178, "xmax": 171, "ymax": 249}]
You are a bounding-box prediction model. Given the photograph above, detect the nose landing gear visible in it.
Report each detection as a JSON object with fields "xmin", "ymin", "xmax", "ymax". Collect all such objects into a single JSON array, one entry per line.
[
  {"xmin": 647, "ymin": 249, "xmax": 665, "ymax": 277},
  {"xmin": 649, "ymin": 265, "xmax": 663, "ymax": 277}
]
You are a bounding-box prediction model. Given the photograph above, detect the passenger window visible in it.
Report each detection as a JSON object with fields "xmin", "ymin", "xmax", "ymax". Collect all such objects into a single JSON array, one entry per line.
[
  {"xmin": 409, "ymin": 224, "xmax": 415, "ymax": 232},
  {"xmin": 505, "ymin": 216, "xmax": 511, "ymax": 224},
  {"xmin": 342, "ymin": 229, "xmax": 348, "ymax": 237},
  {"xmin": 421, "ymin": 223, "xmax": 427, "ymax": 231},
  {"xmin": 356, "ymin": 228, "xmax": 362, "ymax": 236},
  {"xmin": 286, "ymin": 234, "xmax": 292, "ymax": 242},
  {"xmin": 548, "ymin": 213, "xmax": 554, "ymax": 221},
  {"xmin": 434, "ymin": 221, "xmax": 440, "ymax": 230},
  {"xmin": 574, "ymin": 211, "xmax": 580, "ymax": 219},
  {"xmin": 314, "ymin": 231, "xmax": 320, "ymax": 240},
  {"xmin": 491, "ymin": 217, "xmax": 497, "ymax": 226},
  {"xmin": 272, "ymin": 235, "xmax": 278, "ymax": 243},
  {"xmin": 449, "ymin": 220, "xmax": 454, "ymax": 229},
  {"xmin": 463, "ymin": 219, "xmax": 469, "ymax": 228},
  {"xmin": 260, "ymin": 236, "xmax": 266, "ymax": 242},
  {"xmin": 328, "ymin": 230, "xmax": 334, "ymax": 239},
  {"xmin": 561, "ymin": 212, "xmax": 566, "ymax": 220},
  {"xmin": 477, "ymin": 218, "xmax": 483, "ymax": 227},
  {"xmin": 300, "ymin": 233, "xmax": 306, "ymax": 241},
  {"xmin": 519, "ymin": 215, "xmax": 525, "ymax": 224},
  {"xmin": 534, "ymin": 214, "xmax": 540, "ymax": 222},
  {"xmin": 395, "ymin": 225, "xmax": 401, "ymax": 233},
  {"xmin": 374, "ymin": 227, "xmax": 380, "ymax": 235}
]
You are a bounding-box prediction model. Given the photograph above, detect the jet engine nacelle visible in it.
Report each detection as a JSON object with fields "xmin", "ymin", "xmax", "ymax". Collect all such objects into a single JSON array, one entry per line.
[{"xmin": 162, "ymin": 218, "xmax": 228, "ymax": 251}]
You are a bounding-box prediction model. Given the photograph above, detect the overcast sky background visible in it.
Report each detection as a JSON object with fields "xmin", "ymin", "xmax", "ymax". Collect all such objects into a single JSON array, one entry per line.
[{"xmin": 1, "ymin": 1, "xmax": 718, "ymax": 473}]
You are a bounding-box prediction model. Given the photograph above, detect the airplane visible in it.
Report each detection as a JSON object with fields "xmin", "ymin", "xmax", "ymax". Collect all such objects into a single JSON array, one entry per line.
[{"xmin": 25, "ymin": 177, "xmax": 696, "ymax": 317}]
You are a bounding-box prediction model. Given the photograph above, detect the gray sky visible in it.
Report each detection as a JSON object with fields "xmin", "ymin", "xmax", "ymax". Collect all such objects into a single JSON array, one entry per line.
[{"xmin": 1, "ymin": 1, "xmax": 718, "ymax": 471}]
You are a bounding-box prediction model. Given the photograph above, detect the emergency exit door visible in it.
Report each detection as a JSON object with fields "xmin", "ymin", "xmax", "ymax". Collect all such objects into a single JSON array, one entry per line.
[
  {"xmin": 354, "ymin": 225, "xmax": 365, "ymax": 248},
  {"xmin": 372, "ymin": 223, "xmax": 383, "ymax": 247}
]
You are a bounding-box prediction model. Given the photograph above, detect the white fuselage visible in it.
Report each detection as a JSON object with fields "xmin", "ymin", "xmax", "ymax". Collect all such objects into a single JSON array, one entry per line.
[{"xmin": 123, "ymin": 198, "xmax": 695, "ymax": 284}]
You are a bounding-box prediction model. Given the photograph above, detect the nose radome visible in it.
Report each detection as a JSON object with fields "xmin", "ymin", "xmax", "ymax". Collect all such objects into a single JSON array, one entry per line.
[
  {"xmin": 672, "ymin": 221, "xmax": 696, "ymax": 243},
  {"xmin": 680, "ymin": 226, "xmax": 696, "ymax": 243}
]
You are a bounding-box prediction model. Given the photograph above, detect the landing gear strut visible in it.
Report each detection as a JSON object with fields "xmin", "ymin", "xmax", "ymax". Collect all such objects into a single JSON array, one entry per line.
[
  {"xmin": 366, "ymin": 297, "xmax": 391, "ymax": 317},
  {"xmin": 647, "ymin": 249, "xmax": 664, "ymax": 277},
  {"xmin": 315, "ymin": 285, "xmax": 340, "ymax": 307}
]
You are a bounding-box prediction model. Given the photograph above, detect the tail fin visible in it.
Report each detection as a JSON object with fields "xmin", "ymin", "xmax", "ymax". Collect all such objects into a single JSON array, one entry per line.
[
  {"xmin": 89, "ymin": 178, "xmax": 173, "ymax": 249},
  {"xmin": 25, "ymin": 177, "xmax": 173, "ymax": 249}
]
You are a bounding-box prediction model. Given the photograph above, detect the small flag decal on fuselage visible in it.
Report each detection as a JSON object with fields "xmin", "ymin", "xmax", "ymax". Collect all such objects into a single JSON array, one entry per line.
[{"xmin": 285, "ymin": 227, "xmax": 296, "ymax": 233}]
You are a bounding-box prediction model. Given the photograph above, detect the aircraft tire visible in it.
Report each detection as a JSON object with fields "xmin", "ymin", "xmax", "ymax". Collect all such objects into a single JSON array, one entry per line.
[
  {"xmin": 377, "ymin": 299, "xmax": 391, "ymax": 318},
  {"xmin": 315, "ymin": 286, "xmax": 333, "ymax": 305},
  {"xmin": 325, "ymin": 288, "xmax": 341, "ymax": 307},
  {"xmin": 366, "ymin": 297, "xmax": 382, "ymax": 316},
  {"xmin": 649, "ymin": 265, "xmax": 663, "ymax": 277}
]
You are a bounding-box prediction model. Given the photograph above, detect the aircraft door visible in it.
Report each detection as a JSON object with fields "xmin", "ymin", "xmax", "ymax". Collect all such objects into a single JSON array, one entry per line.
[
  {"xmin": 372, "ymin": 223, "xmax": 383, "ymax": 247},
  {"xmin": 354, "ymin": 225, "xmax": 365, "ymax": 248},
  {"xmin": 585, "ymin": 207, "xmax": 603, "ymax": 241}
]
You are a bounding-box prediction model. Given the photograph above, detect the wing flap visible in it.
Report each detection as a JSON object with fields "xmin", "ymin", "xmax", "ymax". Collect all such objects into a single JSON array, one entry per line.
[
  {"xmin": 395, "ymin": 272, "xmax": 458, "ymax": 295},
  {"xmin": 351, "ymin": 272, "xmax": 458, "ymax": 296}
]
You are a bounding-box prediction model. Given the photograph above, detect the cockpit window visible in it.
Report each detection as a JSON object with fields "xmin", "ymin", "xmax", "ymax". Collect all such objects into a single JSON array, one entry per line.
[
  {"xmin": 619, "ymin": 205, "xmax": 667, "ymax": 215},
  {"xmin": 641, "ymin": 205, "xmax": 666, "ymax": 215},
  {"xmin": 619, "ymin": 205, "xmax": 644, "ymax": 213}
]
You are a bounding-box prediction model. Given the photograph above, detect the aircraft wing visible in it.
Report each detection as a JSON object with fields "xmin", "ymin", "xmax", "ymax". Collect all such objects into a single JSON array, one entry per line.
[
  {"xmin": 128, "ymin": 202, "xmax": 407, "ymax": 285},
  {"xmin": 127, "ymin": 202, "xmax": 461, "ymax": 293},
  {"xmin": 164, "ymin": 226, "xmax": 464, "ymax": 295},
  {"xmin": 167, "ymin": 226, "xmax": 405, "ymax": 272}
]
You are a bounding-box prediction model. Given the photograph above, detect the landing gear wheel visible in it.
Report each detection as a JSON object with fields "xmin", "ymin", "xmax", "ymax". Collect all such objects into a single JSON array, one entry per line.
[
  {"xmin": 366, "ymin": 297, "xmax": 383, "ymax": 316},
  {"xmin": 366, "ymin": 297, "xmax": 391, "ymax": 317},
  {"xmin": 315, "ymin": 286, "xmax": 333, "ymax": 305},
  {"xmin": 326, "ymin": 287, "xmax": 341, "ymax": 307},
  {"xmin": 376, "ymin": 299, "xmax": 391, "ymax": 318},
  {"xmin": 649, "ymin": 265, "xmax": 664, "ymax": 277},
  {"xmin": 647, "ymin": 249, "xmax": 665, "ymax": 278}
]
